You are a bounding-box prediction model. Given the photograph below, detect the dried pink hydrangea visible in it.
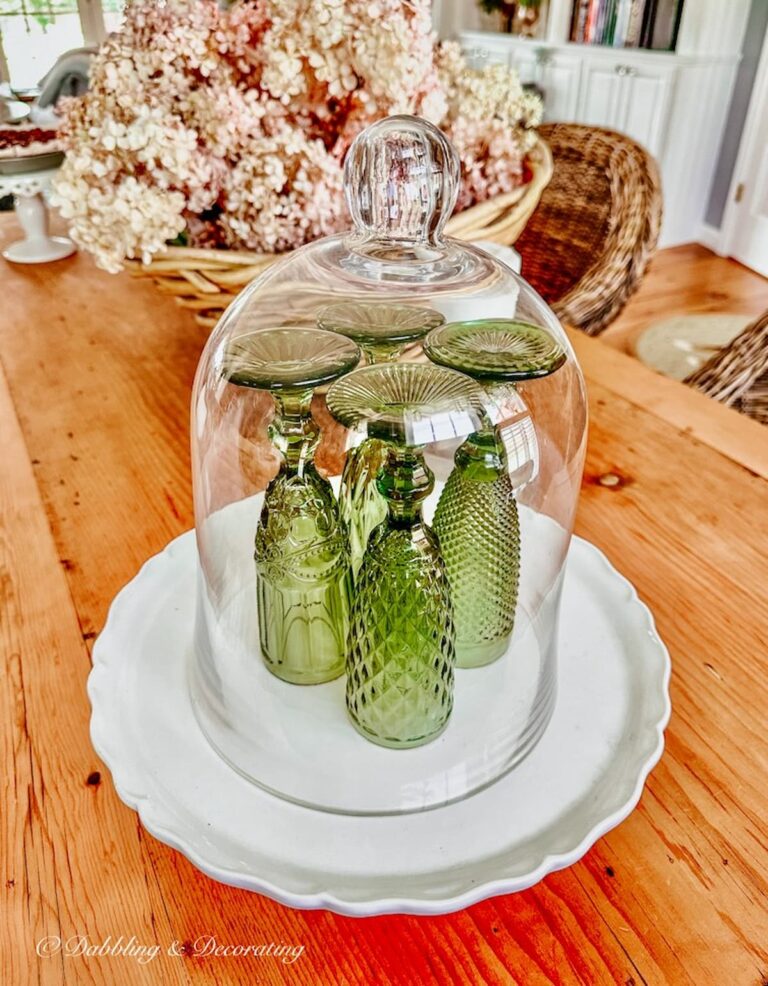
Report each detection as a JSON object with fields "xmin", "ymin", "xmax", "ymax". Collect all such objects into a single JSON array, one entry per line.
[{"xmin": 52, "ymin": 0, "xmax": 540, "ymax": 271}]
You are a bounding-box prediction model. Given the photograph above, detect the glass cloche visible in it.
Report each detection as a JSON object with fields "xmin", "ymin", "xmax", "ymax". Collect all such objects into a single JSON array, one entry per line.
[{"xmin": 190, "ymin": 115, "xmax": 587, "ymax": 814}]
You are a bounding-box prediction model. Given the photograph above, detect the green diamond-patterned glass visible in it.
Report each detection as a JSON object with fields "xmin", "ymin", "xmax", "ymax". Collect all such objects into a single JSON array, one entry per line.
[
  {"xmin": 327, "ymin": 363, "xmax": 488, "ymax": 747},
  {"xmin": 346, "ymin": 448, "xmax": 455, "ymax": 747},
  {"xmin": 425, "ymin": 319, "xmax": 564, "ymax": 667},
  {"xmin": 222, "ymin": 327, "xmax": 360, "ymax": 684},
  {"xmin": 318, "ymin": 302, "xmax": 445, "ymax": 577}
]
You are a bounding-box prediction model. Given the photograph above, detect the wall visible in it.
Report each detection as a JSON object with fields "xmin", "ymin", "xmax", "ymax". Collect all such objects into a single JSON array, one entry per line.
[
  {"xmin": 705, "ymin": 0, "xmax": 768, "ymax": 227},
  {"xmin": 433, "ymin": 0, "xmax": 497, "ymax": 39}
]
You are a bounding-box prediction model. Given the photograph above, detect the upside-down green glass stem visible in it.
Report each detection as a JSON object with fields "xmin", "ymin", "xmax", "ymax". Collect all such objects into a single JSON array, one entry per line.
[
  {"xmin": 268, "ymin": 389, "xmax": 317, "ymax": 468},
  {"xmin": 432, "ymin": 425, "xmax": 520, "ymax": 668},
  {"xmin": 424, "ymin": 318, "xmax": 565, "ymax": 669},
  {"xmin": 223, "ymin": 325, "xmax": 361, "ymax": 688},
  {"xmin": 359, "ymin": 339, "xmax": 409, "ymax": 364},
  {"xmin": 318, "ymin": 302, "xmax": 446, "ymax": 579},
  {"xmin": 346, "ymin": 444, "xmax": 455, "ymax": 748},
  {"xmin": 254, "ymin": 387, "xmax": 352, "ymax": 685}
]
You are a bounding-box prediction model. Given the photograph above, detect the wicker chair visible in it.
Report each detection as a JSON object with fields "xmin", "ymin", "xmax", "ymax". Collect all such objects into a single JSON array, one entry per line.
[
  {"xmin": 516, "ymin": 123, "xmax": 663, "ymax": 336},
  {"xmin": 684, "ymin": 309, "xmax": 768, "ymax": 425}
]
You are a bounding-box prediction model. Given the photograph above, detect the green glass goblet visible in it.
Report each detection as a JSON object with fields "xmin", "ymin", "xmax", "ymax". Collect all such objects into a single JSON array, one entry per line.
[
  {"xmin": 317, "ymin": 302, "xmax": 445, "ymax": 579},
  {"xmin": 222, "ymin": 327, "xmax": 361, "ymax": 685},
  {"xmin": 326, "ymin": 362, "xmax": 488, "ymax": 748},
  {"xmin": 424, "ymin": 318, "xmax": 567, "ymax": 668}
]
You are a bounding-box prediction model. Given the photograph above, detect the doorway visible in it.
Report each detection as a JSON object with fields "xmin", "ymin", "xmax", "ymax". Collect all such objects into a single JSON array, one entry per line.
[{"xmin": 720, "ymin": 24, "xmax": 768, "ymax": 277}]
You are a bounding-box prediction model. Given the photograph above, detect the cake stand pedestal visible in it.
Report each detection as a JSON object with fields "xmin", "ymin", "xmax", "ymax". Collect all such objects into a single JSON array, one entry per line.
[{"xmin": 0, "ymin": 167, "xmax": 75, "ymax": 264}]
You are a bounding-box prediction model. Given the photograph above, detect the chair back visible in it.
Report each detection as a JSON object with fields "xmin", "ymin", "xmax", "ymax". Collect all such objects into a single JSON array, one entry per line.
[
  {"xmin": 516, "ymin": 123, "xmax": 662, "ymax": 336},
  {"xmin": 685, "ymin": 309, "xmax": 768, "ymax": 425}
]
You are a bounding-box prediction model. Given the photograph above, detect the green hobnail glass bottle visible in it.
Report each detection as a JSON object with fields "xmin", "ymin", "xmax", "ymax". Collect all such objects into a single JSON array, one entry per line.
[
  {"xmin": 222, "ymin": 327, "xmax": 360, "ymax": 684},
  {"xmin": 317, "ymin": 301, "xmax": 444, "ymax": 578},
  {"xmin": 425, "ymin": 318, "xmax": 566, "ymax": 668},
  {"xmin": 431, "ymin": 429, "xmax": 520, "ymax": 667},
  {"xmin": 327, "ymin": 362, "xmax": 489, "ymax": 747}
]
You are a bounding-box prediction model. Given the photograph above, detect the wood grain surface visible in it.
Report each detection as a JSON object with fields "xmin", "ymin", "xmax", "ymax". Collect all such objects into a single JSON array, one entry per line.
[{"xmin": 1, "ymin": 218, "xmax": 767, "ymax": 986}]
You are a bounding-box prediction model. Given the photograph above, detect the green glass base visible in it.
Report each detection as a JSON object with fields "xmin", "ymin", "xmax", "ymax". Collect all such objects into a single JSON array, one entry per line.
[
  {"xmin": 346, "ymin": 523, "xmax": 455, "ymax": 749},
  {"xmin": 455, "ymin": 635, "xmax": 510, "ymax": 669},
  {"xmin": 255, "ymin": 466, "xmax": 351, "ymax": 687}
]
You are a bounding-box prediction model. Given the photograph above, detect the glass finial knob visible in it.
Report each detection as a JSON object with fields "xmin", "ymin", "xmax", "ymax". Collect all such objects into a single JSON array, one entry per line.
[{"xmin": 344, "ymin": 115, "xmax": 460, "ymax": 248}]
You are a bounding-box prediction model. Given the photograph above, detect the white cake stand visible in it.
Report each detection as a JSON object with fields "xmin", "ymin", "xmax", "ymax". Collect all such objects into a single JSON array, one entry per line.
[
  {"xmin": 89, "ymin": 529, "xmax": 671, "ymax": 916},
  {"xmin": 0, "ymin": 166, "xmax": 75, "ymax": 264}
]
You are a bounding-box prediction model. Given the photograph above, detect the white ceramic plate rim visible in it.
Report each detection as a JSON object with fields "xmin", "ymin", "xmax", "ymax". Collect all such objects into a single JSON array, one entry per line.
[{"xmin": 88, "ymin": 529, "xmax": 671, "ymax": 916}]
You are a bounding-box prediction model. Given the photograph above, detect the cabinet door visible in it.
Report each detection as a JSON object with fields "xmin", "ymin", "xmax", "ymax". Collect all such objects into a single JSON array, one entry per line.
[
  {"xmin": 507, "ymin": 47, "xmax": 539, "ymax": 86},
  {"xmin": 577, "ymin": 62, "xmax": 624, "ymax": 129},
  {"xmin": 542, "ymin": 54, "xmax": 582, "ymax": 121},
  {"xmin": 618, "ymin": 64, "xmax": 676, "ymax": 158},
  {"xmin": 508, "ymin": 48, "xmax": 582, "ymax": 122}
]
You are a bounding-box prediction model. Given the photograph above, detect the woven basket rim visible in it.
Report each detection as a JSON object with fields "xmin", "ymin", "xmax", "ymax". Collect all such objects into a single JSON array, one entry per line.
[{"xmin": 129, "ymin": 138, "xmax": 553, "ymax": 328}]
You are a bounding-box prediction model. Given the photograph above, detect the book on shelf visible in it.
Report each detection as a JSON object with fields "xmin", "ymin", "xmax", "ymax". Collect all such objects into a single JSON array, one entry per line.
[
  {"xmin": 570, "ymin": 0, "xmax": 683, "ymax": 50},
  {"xmin": 625, "ymin": 0, "xmax": 644, "ymax": 47},
  {"xmin": 649, "ymin": 0, "xmax": 684, "ymax": 50},
  {"xmin": 639, "ymin": 0, "xmax": 658, "ymax": 47},
  {"xmin": 613, "ymin": 0, "xmax": 632, "ymax": 48},
  {"xmin": 571, "ymin": 0, "xmax": 590, "ymax": 43}
]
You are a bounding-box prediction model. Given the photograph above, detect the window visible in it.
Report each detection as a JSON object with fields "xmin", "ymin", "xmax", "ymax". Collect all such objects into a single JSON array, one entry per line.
[{"xmin": 0, "ymin": 0, "xmax": 123, "ymax": 90}]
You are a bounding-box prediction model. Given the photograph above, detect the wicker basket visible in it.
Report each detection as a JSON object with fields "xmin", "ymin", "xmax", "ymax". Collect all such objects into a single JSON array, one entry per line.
[{"xmin": 129, "ymin": 139, "xmax": 553, "ymax": 329}]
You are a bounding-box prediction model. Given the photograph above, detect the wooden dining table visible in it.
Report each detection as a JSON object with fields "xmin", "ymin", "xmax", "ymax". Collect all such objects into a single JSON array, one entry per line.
[{"xmin": 2, "ymin": 216, "xmax": 768, "ymax": 986}]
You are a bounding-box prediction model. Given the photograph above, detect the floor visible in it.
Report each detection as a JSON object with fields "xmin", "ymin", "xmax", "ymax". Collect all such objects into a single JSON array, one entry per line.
[{"xmin": 600, "ymin": 244, "xmax": 768, "ymax": 355}]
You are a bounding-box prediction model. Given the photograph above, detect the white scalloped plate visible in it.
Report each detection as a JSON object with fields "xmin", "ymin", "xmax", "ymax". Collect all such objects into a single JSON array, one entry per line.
[{"xmin": 88, "ymin": 530, "xmax": 670, "ymax": 916}]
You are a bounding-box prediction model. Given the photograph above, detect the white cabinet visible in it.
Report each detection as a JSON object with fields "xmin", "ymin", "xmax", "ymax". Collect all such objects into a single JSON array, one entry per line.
[
  {"xmin": 576, "ymin": 58, "xmax": 676, "ymax": 158},
  {"xmin": 468, "ymin": 41, "xmax": 583, "ymax": 122},
  {"xmin": 512, "ymin": 50, "xmax": 583, "ymax": 122},
  {"xmin": 542, "ymin": 54, "xmax": 583, "ymax": 121},
  {"xmin": 621, "ymin": 64, "xmax": 676, "ymax": 157},
  {"xmin": 578, "ymin": 61, "xmax": 624, "ymax": 129}
]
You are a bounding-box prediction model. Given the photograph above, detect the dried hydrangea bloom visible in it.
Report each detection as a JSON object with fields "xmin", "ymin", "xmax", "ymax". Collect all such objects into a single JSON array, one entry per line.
[
  {"xmin": 52, "ymin": 0, "xmax": 541, "ymax": 271},
  {"xmin": 437, "ymin": 41, "xmax": 543, "ymax": 212},
  {"xmin": 219, "ymin": 127, "xmax": 346, "ymax": 252}
]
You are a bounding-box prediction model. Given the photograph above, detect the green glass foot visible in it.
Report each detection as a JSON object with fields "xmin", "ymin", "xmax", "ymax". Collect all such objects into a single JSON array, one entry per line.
[
  {"xmin": 222, "ymin": 327, "xmax": 360, "ymax": 685},
  {"xmin": 317, "ymin": 301, "xmax": 444, "ymax": 364},
  {"xmin": 423, "ymin": 318, "xmax": 567, "ymax": 381}
]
